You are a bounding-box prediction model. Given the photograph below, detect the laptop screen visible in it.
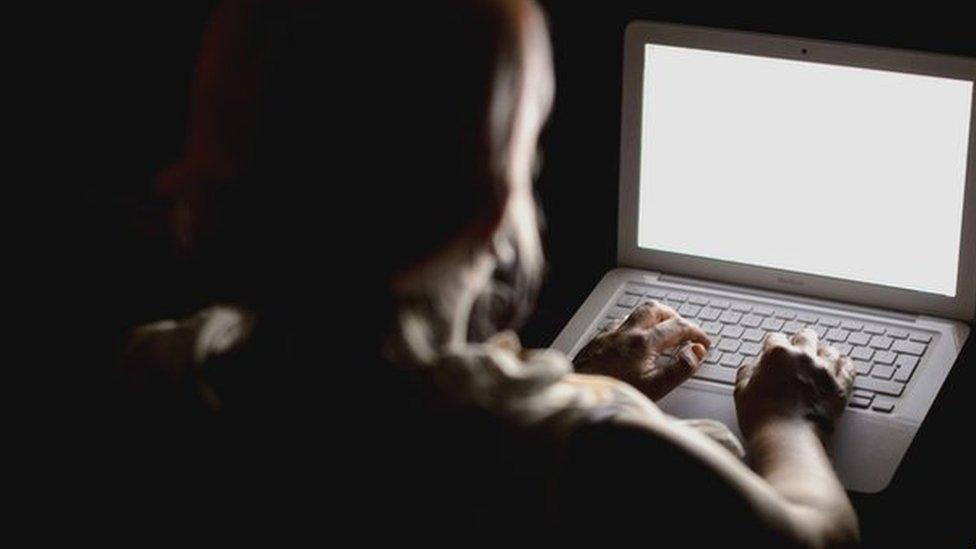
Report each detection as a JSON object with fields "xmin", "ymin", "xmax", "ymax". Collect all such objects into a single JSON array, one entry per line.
[{"xmin": 637, "ymin": 44, "xmax": 973, "ymax": 297}]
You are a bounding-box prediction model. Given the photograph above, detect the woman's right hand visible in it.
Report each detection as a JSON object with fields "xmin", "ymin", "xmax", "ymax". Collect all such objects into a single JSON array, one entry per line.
[{"xmin": 734, "ymin": 327, "xmax": 855, "ymax": 443}]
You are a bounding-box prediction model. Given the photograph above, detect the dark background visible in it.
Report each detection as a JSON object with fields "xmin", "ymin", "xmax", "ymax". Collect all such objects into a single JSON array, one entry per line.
[{"xmin": 80, "ymin": 2, "xmax": 974, "ymax": 545}]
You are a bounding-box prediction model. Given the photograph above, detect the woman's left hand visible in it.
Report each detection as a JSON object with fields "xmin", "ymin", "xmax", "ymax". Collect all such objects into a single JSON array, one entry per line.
[{"xmin": 573, "ymin": 301, "xmax": 711, "ymax": 401}]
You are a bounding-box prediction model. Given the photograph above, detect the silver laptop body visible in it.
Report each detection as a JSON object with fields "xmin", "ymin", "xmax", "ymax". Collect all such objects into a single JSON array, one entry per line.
[{"xmin": 552, "ymin": 21, "xmax": 976, "ymax": 493}]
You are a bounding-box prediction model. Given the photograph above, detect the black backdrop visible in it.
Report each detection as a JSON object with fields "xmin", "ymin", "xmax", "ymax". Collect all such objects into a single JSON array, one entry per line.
[{"xmin": 79, "ymin": 3, "xmax": 974, "ymax": 545}]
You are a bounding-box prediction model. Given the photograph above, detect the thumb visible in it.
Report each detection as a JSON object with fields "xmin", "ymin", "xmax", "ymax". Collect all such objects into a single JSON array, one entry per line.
[{"xmin": 677, "ymin": 342, "xmax": 707, "ymax": 372}]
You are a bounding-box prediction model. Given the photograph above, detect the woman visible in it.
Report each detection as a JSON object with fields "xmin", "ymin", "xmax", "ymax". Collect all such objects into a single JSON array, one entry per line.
[{"xmin": 122, "ymin": 0, "xmax": 858, "ymax": 544}]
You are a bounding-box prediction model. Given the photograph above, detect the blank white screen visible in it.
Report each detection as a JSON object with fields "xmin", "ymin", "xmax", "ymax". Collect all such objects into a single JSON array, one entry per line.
[{"xmin": 638, "ymin": 44, "xmax": 973, "ymax": 296}]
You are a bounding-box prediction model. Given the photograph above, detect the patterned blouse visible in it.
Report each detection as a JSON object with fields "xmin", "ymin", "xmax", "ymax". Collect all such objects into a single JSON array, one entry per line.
[{"xmin": 120, "ymin": 304, "xmax": 773, "ymax": 543}]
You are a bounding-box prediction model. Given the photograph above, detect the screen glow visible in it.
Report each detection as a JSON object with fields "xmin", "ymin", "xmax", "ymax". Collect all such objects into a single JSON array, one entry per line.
[{"xmin": 638, "ymin": 44, "xmax": 973, "ymax": 296}]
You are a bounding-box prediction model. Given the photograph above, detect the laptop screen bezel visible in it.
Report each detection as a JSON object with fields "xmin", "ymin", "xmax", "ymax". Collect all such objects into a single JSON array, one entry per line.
[{"xmin": 618, "ymin": 21, "xmax": 976, "ymax": 322}]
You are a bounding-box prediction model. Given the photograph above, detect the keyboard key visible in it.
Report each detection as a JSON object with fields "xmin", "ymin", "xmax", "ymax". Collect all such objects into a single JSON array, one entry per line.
[
  {"xmin": 739, "ymin": 342, "xmax": 762, "ymax": 356},
  {"xmin": 873, "ymin": 351, "xmax": 897, "ymax": 365},
  {"xmin": 783, "ymin": 321, "xmax": 805, "ymax": 334},
  {"xmin": 718, "ymin": 338, "xmax": 741, "ymax": 353},
  {"xmin": 741, "ymin": 314, "xmax": 763, "ymax": 328},
  {"xmin": 887, "ymin": 328, "xmax": 909, "ymax": 339},
  {"xmin": 891, "ymin": 340, "xmax": 926, "ymax": 356},
  {"xmin": 646, "ymin": 288, "xmax": 667, "ymax": 299},
  {"xmin": 761, "ymin": 318, "xmax": 785, "ymax": 331},
  {"xmin": 841, "ymin": 320, "xmax": 864, "ymax": 331},
  {"xmin": 909, "ymin": 333, "xmax": 932, "ymax": 343},
  {"xmin": 871, "ymin": 365, "xmax": 896, "ymax": 380},
  {"xmin": 618, "ymin": 295, "xmax": 639, "ymax": 308},
  {"xmin": 696, "ymin": 364, "xmax": 737, "ymax": 384},
  {"xmin": 871, "ymin": 399, "xmax": 895, "ymax": 413},
  {"xmin": 701, "ymin": 321, "xmax": 722, "ymax": 335},
  {"xmin": 796, "ymin": 312, "xmax": 818, "ymax": 323},
  {"xmin": 698, "ymin": 307, "xmax": 721, "ymax": 321},
  {"xmin": 853, "ymin": 375, "xmax": 905, "ymax": 396},
  {"xmin": 826, "ymin": 328, "xmax": 850, "ymax": 342},
  {"xmin": 742, "ymin": 328, "xmax": 765, "ymax": 342},
  {"xmin": 613, "ymin": 288, "xmax": 937, "ymax": 419},
  {"xmin": 719, "ymin": 310, "xmax": 742, "ymax": 324},
  {"xmin": 869, "ymin": 336, "xmax": 893, "ymax": 350},
  {"xmin": 720, "ymin": 325, "xmax": 745, "ymax": 339},
  {"xmin": 849, "ymin": 346, "xmax": 874, "ymax": 361},
  {"xmin": 893, "ymin": 355, "xmax": 919, "ymax": 382},
  {"xmin": 720, "ymin": 353, "xmax": 743, "ymax": 368}
]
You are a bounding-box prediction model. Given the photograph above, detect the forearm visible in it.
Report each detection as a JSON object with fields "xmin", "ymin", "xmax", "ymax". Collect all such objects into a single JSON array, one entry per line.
[{"xmin": 747, "ymin": 419, "xmax": 859, "ymax": 546}]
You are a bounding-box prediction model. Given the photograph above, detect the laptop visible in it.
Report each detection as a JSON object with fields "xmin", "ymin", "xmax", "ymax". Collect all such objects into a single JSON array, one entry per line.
[{"xmin": 552, "ymin": 21, "xmax": 976, "ymax": 493}]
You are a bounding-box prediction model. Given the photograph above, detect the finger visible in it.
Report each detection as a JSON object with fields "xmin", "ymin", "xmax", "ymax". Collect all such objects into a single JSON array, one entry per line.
[
  {"xmin": 835, "ymin": 356, "xmax": 855, "ymax": 387},
  {"xmin": 763, "ymin": 332, "xmax": 791, "ymax": 353},
  {"xmin": 596, "ymin": 320, "xmax": 619, "ymax": 335},
  {"xmin": 622, "ymin": 300, "xmax": 677, "ymax": 330},
  {"xmin": 640, "ymin": 342, "xmax": 705, "ymax": 400},
  {"xmin": 735, "ymin": 359, "xmax": 755, "ymax": 393},
  {"xmin": 649, "ymin": 317, "xmax": 712, "ymax": 351},
  {"xmin": 790, "ymin": 327, "xmax": 819, "ymax": 355},
  {"xmin": 817, "ymin": 343, "xmax": 840, "ymax": 363}
]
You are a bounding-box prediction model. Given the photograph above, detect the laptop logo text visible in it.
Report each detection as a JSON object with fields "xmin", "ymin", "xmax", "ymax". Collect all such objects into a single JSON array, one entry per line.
[{"xmin": 777, "ymin": 276, "xmax": 805, "ymax": 287}]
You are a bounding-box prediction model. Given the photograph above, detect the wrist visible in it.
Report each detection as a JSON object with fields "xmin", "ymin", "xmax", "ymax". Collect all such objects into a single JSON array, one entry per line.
[{"xmin": 746, "ymin": 416, "xmax": 822, "ymax": 451}]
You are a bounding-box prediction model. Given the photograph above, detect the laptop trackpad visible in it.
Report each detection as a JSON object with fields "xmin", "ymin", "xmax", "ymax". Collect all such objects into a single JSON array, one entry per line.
[{"xmin": 657, "ymin": 382, "xmax": 917, "ymax": 493}]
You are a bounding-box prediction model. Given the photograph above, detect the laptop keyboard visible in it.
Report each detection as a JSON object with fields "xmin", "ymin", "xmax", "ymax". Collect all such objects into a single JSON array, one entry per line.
[{"xmin": 589, "ymin": 283, "xmax": 935, "ymax": 415}]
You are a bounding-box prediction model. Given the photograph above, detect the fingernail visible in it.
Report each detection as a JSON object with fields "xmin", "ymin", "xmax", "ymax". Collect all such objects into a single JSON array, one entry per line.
[{"xmin": 691, "ymin": 343, "xmax": 707, "ymax": 360}]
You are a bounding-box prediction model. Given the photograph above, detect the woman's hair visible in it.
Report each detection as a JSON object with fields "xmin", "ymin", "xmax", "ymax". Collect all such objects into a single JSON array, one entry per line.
[{"xmin": 159, "ymin": 0, "xmax": 552, "ymax": 351}]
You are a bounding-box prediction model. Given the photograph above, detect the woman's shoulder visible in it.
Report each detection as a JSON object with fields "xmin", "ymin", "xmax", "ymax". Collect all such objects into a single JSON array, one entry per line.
[{"xmin": 119, "ymin": 304, "xmax": 259, "ymax": 410}]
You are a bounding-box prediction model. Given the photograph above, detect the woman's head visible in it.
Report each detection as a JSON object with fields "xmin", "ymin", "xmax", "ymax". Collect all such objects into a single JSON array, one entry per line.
[
  {"xmin": 381, "ymin": 0, "xmax": 555, "ymax": 340},
  {"xmin": 160, "ymin": 0, "xmax": 554, "ymax": 345}
]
